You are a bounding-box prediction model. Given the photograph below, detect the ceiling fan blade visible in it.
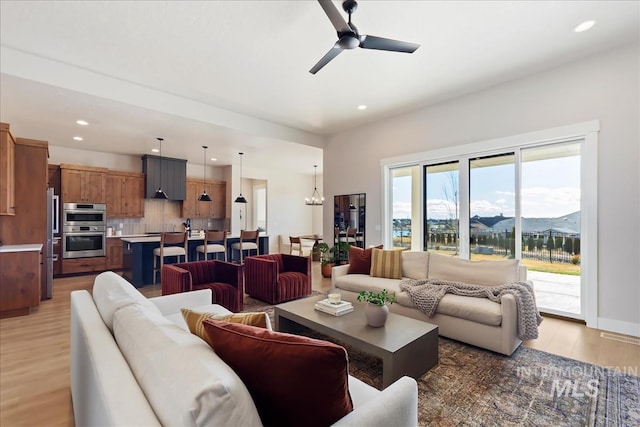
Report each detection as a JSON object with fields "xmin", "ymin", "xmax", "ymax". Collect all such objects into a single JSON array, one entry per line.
[
  {"xmin": 310, "ymin": 44, "xmax": 343, "ymax": 74},
  {"xmin": 360, "ymin": 34, "xmax": 420, "ymax": 53},
  {"xmin": 318, "ymin": 0, "xmax": 350, "ymax": 33}
]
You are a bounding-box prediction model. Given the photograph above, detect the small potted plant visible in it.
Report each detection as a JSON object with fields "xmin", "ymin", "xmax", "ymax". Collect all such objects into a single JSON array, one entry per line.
[
  {"xmin": 318, "ymin": 242, "xmax": 351, "ymax": 278},
  {"xmin": 357, "ymin": 289, "xmax": 396, "ymax": 327}
]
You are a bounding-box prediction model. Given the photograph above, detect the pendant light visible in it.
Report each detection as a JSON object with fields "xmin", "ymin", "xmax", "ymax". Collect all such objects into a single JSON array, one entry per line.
[
  {"xmin": 153, "ymin": 137, "xmax": 168, "ymax": 199},
  {"xmin": 198, "ymin": 145, "xmax": 212, "ymax": 202},
  {"xmin": 305, "ymin": 165, "xmax": 324, "ymax": 206},
  {"xmin": 234, "ymin": 152, "xmax": 247, "ymax": 204}
]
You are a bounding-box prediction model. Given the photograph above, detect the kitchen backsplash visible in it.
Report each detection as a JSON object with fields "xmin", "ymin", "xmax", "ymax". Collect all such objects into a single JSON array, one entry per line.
[{"xmin": 106, "ymin": 199, "xmax": 228, "ymax": 235}]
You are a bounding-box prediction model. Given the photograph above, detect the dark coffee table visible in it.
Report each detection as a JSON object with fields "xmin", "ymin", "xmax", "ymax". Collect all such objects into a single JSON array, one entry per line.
[{"xmin": 274, "ymin": 295, "xmax": 438, "ymax": 388}]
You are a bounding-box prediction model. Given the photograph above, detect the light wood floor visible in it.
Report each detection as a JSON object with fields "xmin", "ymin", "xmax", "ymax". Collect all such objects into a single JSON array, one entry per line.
[{"xmin": 1, "ymin": 263, "xmax": 638, "ymax": 426}]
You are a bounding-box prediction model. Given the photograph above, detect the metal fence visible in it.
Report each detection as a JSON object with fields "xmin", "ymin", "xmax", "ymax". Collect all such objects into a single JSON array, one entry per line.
[{"xmin": 393, "ymin": 228, "xmax": 580, "ymax": 264}]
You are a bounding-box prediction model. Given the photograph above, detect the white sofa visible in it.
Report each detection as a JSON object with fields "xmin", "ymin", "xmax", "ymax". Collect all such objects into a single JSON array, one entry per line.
[
  {"xmin": 332, "ymin": 251, "xmax": 532, "ymax": 356},
  {"xmin": 70, "ymin": 271, "xmax": 418, "ymax": 426}
]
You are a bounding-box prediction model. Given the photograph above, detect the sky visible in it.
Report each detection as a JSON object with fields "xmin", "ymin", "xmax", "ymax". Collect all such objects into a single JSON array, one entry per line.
[{"xmin": 392, "ymin": 155, "xmax": 581, "ymax": 220}]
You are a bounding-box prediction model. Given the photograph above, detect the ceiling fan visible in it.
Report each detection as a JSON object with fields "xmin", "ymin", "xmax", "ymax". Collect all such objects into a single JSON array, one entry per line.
[{"xmin": 310, "ymin": 0, "xmax": 420, "ymax": 74}]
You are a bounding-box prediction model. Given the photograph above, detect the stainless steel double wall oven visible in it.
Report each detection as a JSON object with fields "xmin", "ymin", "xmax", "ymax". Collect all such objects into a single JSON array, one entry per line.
[{"xmin": 62, "ymin": 203, "xmax": 107, "ymax": 258}]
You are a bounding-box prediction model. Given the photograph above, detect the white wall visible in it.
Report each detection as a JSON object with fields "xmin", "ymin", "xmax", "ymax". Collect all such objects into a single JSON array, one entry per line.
[
  {"xmin": 240, "ymin": 165, "xmax": 322, "ymax": 254},
  {"xmin": 323, "ymin": 43, "xmax": 640, "ymax": 335}
]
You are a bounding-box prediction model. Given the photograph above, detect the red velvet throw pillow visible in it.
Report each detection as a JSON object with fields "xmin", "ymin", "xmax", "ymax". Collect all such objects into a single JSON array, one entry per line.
[
  {"xmin": 347, "ymin": 244, "xmax": 383, "ymax": 275},
  {"xmin": 202, "ymin": 320, "xmax": 353, "ymax": 427}
]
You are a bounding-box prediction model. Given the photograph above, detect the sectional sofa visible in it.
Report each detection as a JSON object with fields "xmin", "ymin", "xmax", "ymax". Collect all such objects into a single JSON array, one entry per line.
[
  {"xmin": 332, "ymin": 250, "xmax": 534, "ymax": 355},
  {"xmin": 70, "ymin": 271, "xmax": 418, "ymax": 426}
]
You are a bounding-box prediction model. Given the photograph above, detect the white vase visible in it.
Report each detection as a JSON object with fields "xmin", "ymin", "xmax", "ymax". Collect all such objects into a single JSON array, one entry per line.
[{"xmin": 364, "ymin": 302, "xmax": 389, "ymax": 327}]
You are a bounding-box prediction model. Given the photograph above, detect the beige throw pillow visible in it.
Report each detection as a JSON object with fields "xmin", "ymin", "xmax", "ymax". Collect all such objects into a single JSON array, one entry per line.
[
  {"xmin": 370, "ymin": 248, "xmax": 402, "ymax": 279},
  {"xmin": 181, "ymin": 308, "xmax": 270, "ymax": 346}
]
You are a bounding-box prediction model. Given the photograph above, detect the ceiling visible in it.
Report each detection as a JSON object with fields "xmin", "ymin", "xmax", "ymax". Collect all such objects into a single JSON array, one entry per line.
[{"xmin": 1, "ymin": 1, "xmax": 638, "ymax": 174}]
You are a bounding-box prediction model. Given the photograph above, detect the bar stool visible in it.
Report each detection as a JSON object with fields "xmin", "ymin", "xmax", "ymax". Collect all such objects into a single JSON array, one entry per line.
[
  {"xmin": 230, "ymin": 229, "xmax": 259, "ymax": 263},
  {"xmin": 153, "ymin": 231, "xmax": 188, "ymax": 284},
  {"xmin": 195, "ymin": 230, "xmax": 227, "ymax": 261}
]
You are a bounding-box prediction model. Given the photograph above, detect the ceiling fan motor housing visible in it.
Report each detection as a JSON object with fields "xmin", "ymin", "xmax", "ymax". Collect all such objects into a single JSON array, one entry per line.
[
  {"xmin": 338, "ymin": 33, "xmax": 360, "ymax": 49},
  {"xmin": 342, "ymin": 0, "xmax": 358, "ymax": 14}
]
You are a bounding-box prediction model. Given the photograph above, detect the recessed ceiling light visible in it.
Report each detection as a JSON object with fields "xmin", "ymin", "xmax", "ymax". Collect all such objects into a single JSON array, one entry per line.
[
  {"xmin": 151, "ymin": 148, "xmax": 160, "ymax": 153},
  {"xmin": 357, "ymin": 105, "xmax": 367, "ymax": 110},
  {"xmin": 76, "ymin": 120, "xmax": 89, "ymax": 126},
  {"xmin": 574, "ymin": 20, "xmax": 595, "ymax": 33},
  {"xmin": 210, "ymin": 157, "xmax": 217, "ymax": 161},
  {"xmin": 73, "ymin": 136, "xmax": 83, "ymax": 141}
]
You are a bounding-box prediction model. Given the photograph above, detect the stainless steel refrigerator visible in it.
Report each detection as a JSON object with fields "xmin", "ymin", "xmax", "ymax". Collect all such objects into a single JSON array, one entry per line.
[{"xmin": 45, "ymin": 187, "xmax": 55, "ymax": 299}]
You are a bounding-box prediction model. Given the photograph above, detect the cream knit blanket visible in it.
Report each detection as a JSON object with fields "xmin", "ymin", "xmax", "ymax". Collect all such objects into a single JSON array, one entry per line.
[{"xmin": 399, "ymin": 278, "xmax": 543, "ymax": 341}]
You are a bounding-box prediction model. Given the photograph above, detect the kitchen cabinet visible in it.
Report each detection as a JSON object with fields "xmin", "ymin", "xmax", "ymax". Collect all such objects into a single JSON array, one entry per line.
[
  {"xmin": 61, "ymin": 164, "xmax": 107, "ymax": 203},
  {"xmin": 209, "ymin": 182, "xmax": 226, "ymax": 219},
  {"xmin": 0, "ymin": 246, "xmax": 41, "ymax": 318},
  {"xmin": 142, "ymin": 155, "xmax": 187, "ymax": 201},
  {"xmin": 105, "ymin": 238, "xmax": 123, "ymax": 270},
  {"xmin": 181, "ymin": 178, "xmax": 226, "ymax": 219},
  {"xmin": 62, "ymin": 257, "xmax": 106, "ymax": 274},
  {"xmin": 0, "ymin": 123, "xmax": 16, "ymax": 216},
  {"xmin": 0, "ymin": 137, "xmax": 48, "ymax": 283},
  {"xmin": 106, "ymin": 171, "xmax": 144, "ymax": 218}
]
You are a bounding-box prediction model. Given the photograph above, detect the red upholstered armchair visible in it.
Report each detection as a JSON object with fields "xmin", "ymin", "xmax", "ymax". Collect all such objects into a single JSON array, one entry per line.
[
  {"xmin": 244, "ymin": 254, "xmax": 312, "ymax": 304},
  {"xmin": 161, "ymin": 260, "xmax": 244, "ymax": 312}
]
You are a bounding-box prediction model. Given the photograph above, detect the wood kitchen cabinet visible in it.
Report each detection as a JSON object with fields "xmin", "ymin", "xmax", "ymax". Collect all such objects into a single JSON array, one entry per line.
[
  {"xmin": 62, "ymin": 257, "xmax": 106, "ymax": 274},
  {"xmin": 181, "ymin": 178, "xmax": 226, "ymax": 219},
  {"xmin": 106, "ymin": 171, "xmax": 144, "ymax": 218},
  {"xmin": 0, "ymin": 123, "xmax": 16, "ymax": 216},
  {"xmin": 105, "ymin": 238, "xmax": 123, "ymax": 270},
  {"xmin": 0, "ymin": 248, "xmax": 41, "ymax": 318},
  {"xmin": 61, "ymin": 164, "xmax": 107, "ymax": 203}
]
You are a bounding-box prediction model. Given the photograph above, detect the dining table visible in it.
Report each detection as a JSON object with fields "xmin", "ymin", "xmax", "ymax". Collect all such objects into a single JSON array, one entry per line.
[{"xmin": 299, "ymin": 234, "xmax": 323, "ymax": 261}]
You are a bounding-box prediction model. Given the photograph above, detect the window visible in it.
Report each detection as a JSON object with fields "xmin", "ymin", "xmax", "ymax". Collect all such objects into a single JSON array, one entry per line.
[{"xmin": 424, "ymin": 161, "xmax": 459, "ymax": 255}]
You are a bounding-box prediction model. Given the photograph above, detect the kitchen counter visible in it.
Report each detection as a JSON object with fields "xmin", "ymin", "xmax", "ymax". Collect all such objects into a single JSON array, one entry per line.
[
  {"xmin": 0, "ymin": 243, "xmax": 43, "ymax": 253},
  {"xmin": 121, "ymin": 235, "xmax": 209, "ymax": 243},
  {"xmin": 121, "ymin": 234, "xmax": 269, "ymax": 287}
]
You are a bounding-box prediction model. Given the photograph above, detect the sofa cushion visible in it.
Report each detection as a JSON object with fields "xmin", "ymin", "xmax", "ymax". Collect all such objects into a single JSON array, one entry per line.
[
  {"xmin": 202, "ymin": 320, "xmax": 353, "ymax": 427},
  {"xmin": 347, "ymin": 245, "xmax": 383, "ymax": 275},
  {"xmin": 181, "ymin": 308, "xmax": 270, "ymax": 345},
  {"xmin": 92, "ymin": 271, "xmax": 161, "ymax": 332},
  {"xmin": 436, "ymin": 294, "xmax": 502, "ymax": 326},
  {"xmin": 401, "ymin": 251, "xmax": 430, "ymax": 280},
  {"xmin": 428, "ymin": 252, "xmax": 520, "ymax": 286},
  {"xmin": 335, "ymin": 273, "xmax": 402, "ymax": 296},
  {"xmin": 370, "ymin": 248, "xmax": 402, "ymax": 279},
  {"xmin": 113, "ymin": 303, "xmax": 262, "ymax": 427}
]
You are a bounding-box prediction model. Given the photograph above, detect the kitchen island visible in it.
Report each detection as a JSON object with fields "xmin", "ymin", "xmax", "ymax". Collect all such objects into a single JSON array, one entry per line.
[{"xmin": 121, "ymin": 234, "xmax": 269, "ymax": 287}]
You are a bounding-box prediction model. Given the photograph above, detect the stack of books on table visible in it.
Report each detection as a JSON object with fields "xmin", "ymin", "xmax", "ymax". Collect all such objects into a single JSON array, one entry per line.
[{"xmin": 314, "ymin": 299, "xmax": 354, "ymax": 316}]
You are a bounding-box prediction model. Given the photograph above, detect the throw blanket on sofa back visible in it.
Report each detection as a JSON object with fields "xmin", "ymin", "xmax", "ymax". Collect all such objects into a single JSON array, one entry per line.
[{"xmin": 399, "ymin": 279, "xmax": 543, "ymax": 341}]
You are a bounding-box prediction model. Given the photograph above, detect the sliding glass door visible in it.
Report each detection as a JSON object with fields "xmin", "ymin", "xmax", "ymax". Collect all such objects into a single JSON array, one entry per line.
[{"xmin": 521, "ymin": 142, "xmax": 582, "ymax": 316}]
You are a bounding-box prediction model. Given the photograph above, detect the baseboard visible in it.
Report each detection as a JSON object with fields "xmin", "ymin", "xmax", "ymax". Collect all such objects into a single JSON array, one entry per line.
[{"xmin": 597, "ymin": 317, "xmax": 640, "ymax": 338}]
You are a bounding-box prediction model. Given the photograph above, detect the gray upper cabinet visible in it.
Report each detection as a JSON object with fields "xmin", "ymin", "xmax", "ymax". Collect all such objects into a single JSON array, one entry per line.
[{"xmin": 142, "ymin": 155, "xmax": 187, "ymax": 200}]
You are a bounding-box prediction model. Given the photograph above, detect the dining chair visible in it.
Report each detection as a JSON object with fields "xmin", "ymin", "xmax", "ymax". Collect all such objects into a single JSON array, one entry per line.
[
  {"xmin": 195, "ymin": 230, "xmax": 227, "ymax": 261},
  {"xmin": 152, "ymin": 231, "xmax": 188, "ymax": 284},
  {"xmin": 289, "ymin": 236, "xmax": 303, "ymax": 255}
]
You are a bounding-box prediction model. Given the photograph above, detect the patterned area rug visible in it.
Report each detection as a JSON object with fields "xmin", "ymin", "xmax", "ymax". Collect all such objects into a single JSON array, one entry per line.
[{"xmin": 243, "ymin": 295, "xmax": 640, "ymax": 426}]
